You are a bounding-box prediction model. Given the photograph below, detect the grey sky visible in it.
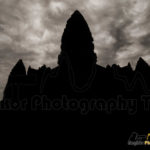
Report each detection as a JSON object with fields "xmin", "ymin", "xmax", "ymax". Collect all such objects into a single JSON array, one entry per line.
[{"xmin": 0, "ymin": 0, "xmax": 150, "ymax": 99}]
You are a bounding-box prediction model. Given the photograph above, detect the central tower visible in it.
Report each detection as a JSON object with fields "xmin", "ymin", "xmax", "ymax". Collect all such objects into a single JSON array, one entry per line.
[
  {"xmin": 58, "ymin": 10, "xmax": 97, "ymax": 90},
  {"xmin": 58, "ymin": 10, "xmax": 97, "ymax": 66}
]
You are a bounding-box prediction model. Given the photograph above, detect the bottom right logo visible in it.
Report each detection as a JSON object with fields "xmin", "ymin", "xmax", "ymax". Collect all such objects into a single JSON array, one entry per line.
[{"xmin": 128, "ymin": 132, "xmax": 150, "ymax": 146}]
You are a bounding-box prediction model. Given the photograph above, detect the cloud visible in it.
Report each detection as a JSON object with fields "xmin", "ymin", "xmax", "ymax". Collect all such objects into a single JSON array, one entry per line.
[{"xmin": 1, "ymin": 0, "xmax": 150, "ymax": 98}]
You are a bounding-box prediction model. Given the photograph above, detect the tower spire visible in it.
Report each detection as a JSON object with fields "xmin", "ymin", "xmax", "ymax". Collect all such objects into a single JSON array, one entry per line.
[
  {"xmin": 58, "ymin": 10, "xmax": 97, "ymax": 66},
  {"xmin": 58, "ymin": 10, "xmax": 97, "ymax": 89}
]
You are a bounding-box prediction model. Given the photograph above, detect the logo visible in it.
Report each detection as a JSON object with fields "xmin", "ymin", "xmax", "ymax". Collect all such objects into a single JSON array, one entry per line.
[
  {"xmin": 145, "ymin": 133, "xmax": 150, "ymax": 145},
  {"xmin": 128, "ymin": 132, "xmax": 150, "ymax": 146}
]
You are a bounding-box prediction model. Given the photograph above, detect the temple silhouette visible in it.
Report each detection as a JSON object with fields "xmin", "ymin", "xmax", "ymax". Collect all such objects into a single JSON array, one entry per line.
[
  {"xmin": 1, "ymin": 10, "xmax": 150, "ymax": 149},
  {"xmin": 1, "ymin": 10, "xmax": 150, "ymax": 113}
]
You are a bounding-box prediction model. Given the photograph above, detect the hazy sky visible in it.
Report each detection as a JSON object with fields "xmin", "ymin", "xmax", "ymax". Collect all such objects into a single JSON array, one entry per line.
[{"xmin": 0, "ymin": 0, "xmax": 150, "ymax": 98}]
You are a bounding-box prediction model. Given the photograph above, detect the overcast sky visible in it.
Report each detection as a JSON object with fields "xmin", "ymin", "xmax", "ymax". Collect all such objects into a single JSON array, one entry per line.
[{"xmin": 0, "ymin": 0, "xmax": 150, "ymax": 99}]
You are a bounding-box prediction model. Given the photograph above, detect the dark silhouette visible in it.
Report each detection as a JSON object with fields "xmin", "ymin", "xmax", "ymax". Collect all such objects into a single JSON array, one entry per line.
[
  {"xmin": 3, "ymin": 59, "xmax": 26, "ymax": 102},
  {"xmin": 1, "ymin": 10, "xmax": 150, "ymax": 149},
  {"xmin": 58, "ymin": 10, "xmax": 97, "ymax": 90},
  {"xmin": 1, "ymin": 10, "xmax": 150, "ymax": 115}
]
